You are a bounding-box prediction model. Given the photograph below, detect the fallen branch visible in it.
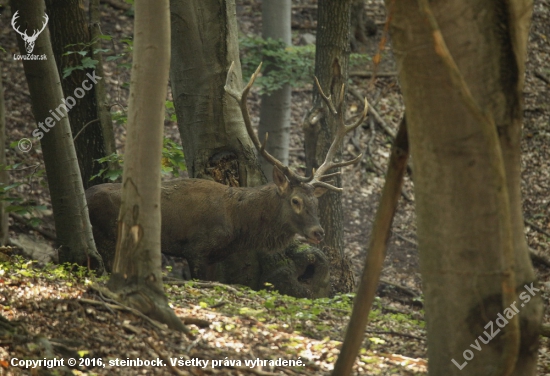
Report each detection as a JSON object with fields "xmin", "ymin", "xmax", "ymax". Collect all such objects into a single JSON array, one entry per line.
[
  {"xmin": 394, "ymin": 232, "xmax": 417, "ymax": 247},
  {"xmin": 525, "ymin": 218, "xmax": 550, "ymax": 238},
  {"xmin": 366, "ymin": 329, "xmax": 425, "ymax": 341},
  {"xmin": 379, "ymin": 278, "xmax": 420, "ymax": 297},
  {"xmin": 534, "ymin": 70, "xmax": 550, "ymax": 85},
  {"xmin": 348, "ymin": 88, "xmax": 396, "ymax": 138},
  {"xmin": 165, "ymin": 280, "xmax": 242, "ymax": 295},
  {"xmin": 350, "ymin": 71, "xmax": 398, "ymax": 78},
  {"xmin": 10, "ymin": 213, "xmax": 57, "ymax": 240},
  {"xmin": 529, "ymin": 248, "xmax": 550, "ymax": 268},
  {"xmin": 100, "ymin": 0, "xmax": 132, "ymax": 11}
]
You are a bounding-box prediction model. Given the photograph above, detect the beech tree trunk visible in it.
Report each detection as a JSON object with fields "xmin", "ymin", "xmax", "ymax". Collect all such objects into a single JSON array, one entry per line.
[
  {"xmin": 108, "ymin": 0, "xmax": 185, "ymax": 332},
  {"xmin": 11, "ymin": 0, "xmax": 103, "ymax": 270},
  {"xmin": 169, "ymin": 0, "xmax": 265, "ymax": 187},
  {"xmin": 386, "ymin": 0, "xmax": 541, "ymax": 374},
  {"xmin": 258, "ymin": 0, "xmax": 291, "ymax": 181},
  {"xmin": 45, "ymin": 0, "xmax": 115, "ymax": 188}
]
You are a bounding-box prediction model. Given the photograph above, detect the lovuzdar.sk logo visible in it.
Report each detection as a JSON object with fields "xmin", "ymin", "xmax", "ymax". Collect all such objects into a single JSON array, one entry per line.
[{"xmin": 11, "ymin": 10, "xmax": 48, "ymax": 60}]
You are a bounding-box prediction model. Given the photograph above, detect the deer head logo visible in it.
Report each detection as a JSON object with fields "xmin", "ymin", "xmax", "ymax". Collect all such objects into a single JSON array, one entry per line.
[{"xmin": 11, "ymin": 11, "xmax": 49, "ymax": 54}]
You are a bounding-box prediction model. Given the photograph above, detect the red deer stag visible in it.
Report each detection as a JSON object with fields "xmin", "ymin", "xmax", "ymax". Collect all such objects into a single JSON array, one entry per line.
[{"xmin": 85, "ymin": 63, "xmax": 367, "ymax": 279}]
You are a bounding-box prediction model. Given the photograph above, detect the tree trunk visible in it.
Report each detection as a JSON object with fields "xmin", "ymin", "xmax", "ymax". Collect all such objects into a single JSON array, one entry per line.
[
  {"xmin": 0, "ymin": 63, "xmax": 8, "ymax": 245},
  {"xmin": 304, "ymin": 0, "xmax": 354, "ymax": 293},
  {"xmin": 11, "ymin": 0, "xmax": 103, "ymax": 271},
  {"xmin": 386, "ymin": 0, "xmax": 541, "ymax": 374},
  {"xmin": 169, "ymin": 0, "xmax": 265, "ymax": 187},
  {"xmin": 45, "ymin": 0, "xmax": 113, "ymax": 188},
  {"xmin": 90, "ymin": 0, "xmax": 119, "ymax": 171},
  {"xmin": 108, "ymin": 0, "xmax": 185, "ymax": 332},
  {"xmin": 258, "ymin": 0, "xmax": 291, "ymax": 181}
]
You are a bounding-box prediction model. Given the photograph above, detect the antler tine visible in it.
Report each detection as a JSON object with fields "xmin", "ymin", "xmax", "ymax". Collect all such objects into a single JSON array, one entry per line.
[
  {"xmin": 225, "ymin": 62, "xmax": 312, "ymax": 184},
  {"xmin": 310, "ymin": 79, "xmax": 369, "ymax": 192},
  {"xmin": 314, "ymin": 76, "xmax": 337, "ymax": 116},
  {"xmin": 35, "ymin": 13, "xmax": 49, "ymax": 36},
  {"xmin": 11, "ymin": 11, "xmax": 24, "ymax": 36}
]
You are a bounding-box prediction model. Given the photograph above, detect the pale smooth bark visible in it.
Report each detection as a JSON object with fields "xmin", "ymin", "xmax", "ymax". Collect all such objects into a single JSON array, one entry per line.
[
  {"xmin": 108, "ymin": 0, "xmax": 186, "ymax": 332},
  {"xmin": 258, "ymin": 0, "xmax": 291, "ymax": 181},
  {"xmin": 11, "ymin": 0, "xmax": 103, "ymax": 270},
  {"xmin": 386, "ymin": 0, "xmax": 541, "ymax": 375}
]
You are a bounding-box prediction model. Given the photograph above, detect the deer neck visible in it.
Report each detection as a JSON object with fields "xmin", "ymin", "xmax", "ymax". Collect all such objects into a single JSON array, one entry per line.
[{"xmin": 228, "ymin": 183, "xmax": 294, "ymax": 248}]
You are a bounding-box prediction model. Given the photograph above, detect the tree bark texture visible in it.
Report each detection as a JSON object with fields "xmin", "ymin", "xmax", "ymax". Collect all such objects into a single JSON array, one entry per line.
[
  {"xmin": 11, "ymin": 0, "xmax": 103, "ymax": 270},
  {"xmin": 258, "ymin": 0, "xmax": 292, "ymax": 181},
  {"xmin": 0, "ymin": 64, "xmax": 8, "ymax": 245},
  {"xmin": 45, "ymin": 0, "xmax": 112, "ymax": 188},
  {"xmin": 169, "ymin": 0, "xmax": 265, "ymax": 187},
  {"xmin": 108, "ymin": 0, "xmax": 185, "ymax": 332},
  {"xmin": 90, "ymin": 0, "xmax": 118, "ymax": 170},
  {"xmin": 386, "ymin": 0, "xmax": 541, "ymax": 374},
  {"xmin": 304, "ymin": 0, "xmax": 353, "ymax": 293}
]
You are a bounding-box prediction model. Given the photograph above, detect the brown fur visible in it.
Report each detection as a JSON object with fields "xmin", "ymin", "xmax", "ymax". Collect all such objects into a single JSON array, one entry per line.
[{"xmin": 85, "ymin": 168, "xmax": 326, "ymax": 279}]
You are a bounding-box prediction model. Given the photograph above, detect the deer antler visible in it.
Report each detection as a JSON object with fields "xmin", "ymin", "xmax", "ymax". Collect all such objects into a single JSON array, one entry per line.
[
  {"xmin": 308, "ymin": 76, "xmax": 368, "ymax": 192},
  {"xmin": 33, "ymin": 13, "xmax": 49, "ymax": 39},
  {"xmin": 11, "ymin": 11, "xmax": 49, "ymax": 54},
  {"xmin": 224, "ymin": 62, "xmax": 367, "ymax": 191},
  {"xmin": 224, "ymin": 62, "xmax": 312, "ymax": 185},
  {"xmin": 11, "ymin": 11, "xmax": 26, "ymax": 38},
  {"xmin": 11, "ymin": 11, "xmax": 48, "ymax": 38}
]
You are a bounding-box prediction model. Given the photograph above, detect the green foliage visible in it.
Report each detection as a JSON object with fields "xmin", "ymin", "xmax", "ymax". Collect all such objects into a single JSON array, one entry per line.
[
  {"xmin": 62, "ymin": 35, "xmax": 132, "ymax": 79},
  {"xmin": 239, "ymin": 36, "xmax": 371, "ymax": 95},
  {"xmin": 165, "ymin": 100, "xmax": 177, "ymax": 122},
  {"xmin": 0, "ymin": 256, "xmax": 99, "ymax": 284},
  {"xmin": 89, "ymin": 153, "xmax": 124, "ymax": 182},
  {"xmin": 240, "ymin": 36, "xmax": 314, "ymax": 95},
  {"xmin": 90, "ymin": 137, "xmax": 186, "ymax": 183},
  {"xmin": 0, "ymin": 159, "xmax": 47, "ymax": 226},
  {"xmin": 62, "ymin": 40, "xmax": 101, "ymax": 78},
  {"xmin": 92, "ymin": 99, "xmax": 185, "ymax": 183},
  {"xmin": 161, "ymin": 138, "xmax": 186, "ymax": 175}
]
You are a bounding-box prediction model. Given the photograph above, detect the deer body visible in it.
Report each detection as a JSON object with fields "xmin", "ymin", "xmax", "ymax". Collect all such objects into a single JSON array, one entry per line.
[
  {"xmin": 87, "ymin": 62, "xmax": 366, "ymax": 280},
  {"xmin": 86, "ymin": 168, "xmax": 325, "ymax": 279}
]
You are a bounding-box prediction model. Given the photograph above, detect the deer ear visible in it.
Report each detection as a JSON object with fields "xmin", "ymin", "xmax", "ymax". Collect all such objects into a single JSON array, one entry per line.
[
  {"xmin": 273, "ymin": 166, "xmax": 289, "ymax": 195},
  {"xmin": 313, "ymin": 186, "xmax": 328, "ymax": 198}
]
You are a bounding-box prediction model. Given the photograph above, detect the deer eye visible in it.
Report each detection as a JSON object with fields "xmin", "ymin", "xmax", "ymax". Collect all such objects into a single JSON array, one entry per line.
[{"xmin": 291, "ymin": 198, "xmax": 301, "ymax": 206}]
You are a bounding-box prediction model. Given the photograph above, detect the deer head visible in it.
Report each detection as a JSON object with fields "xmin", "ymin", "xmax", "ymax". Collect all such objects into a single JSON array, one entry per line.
[{"xmin": 11, "ymin": 11, "xmax": 49, "ymax": 54}]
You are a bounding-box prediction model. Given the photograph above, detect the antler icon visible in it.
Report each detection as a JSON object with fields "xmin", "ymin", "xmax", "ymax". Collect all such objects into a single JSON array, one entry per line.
[{"xmin": 11, "ymin": 10, "xmax": 49, "ymax": 54}]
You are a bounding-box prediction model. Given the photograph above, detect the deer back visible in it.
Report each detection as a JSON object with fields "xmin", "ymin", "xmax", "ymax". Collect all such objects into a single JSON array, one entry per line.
[{"xmin": 86, "ymin": 173, "xmax": 325, "ymax": 274}]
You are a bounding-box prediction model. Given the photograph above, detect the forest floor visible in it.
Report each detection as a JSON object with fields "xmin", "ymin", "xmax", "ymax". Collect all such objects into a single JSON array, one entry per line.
[{"xmin": 0, "ymin": 0, "xmax": 549, "ymax": 375}]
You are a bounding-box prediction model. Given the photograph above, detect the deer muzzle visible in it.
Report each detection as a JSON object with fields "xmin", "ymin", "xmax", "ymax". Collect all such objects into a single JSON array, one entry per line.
[{"xmin": 307, "ymin": 226, "xmax": 325, "ymax": 244}]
